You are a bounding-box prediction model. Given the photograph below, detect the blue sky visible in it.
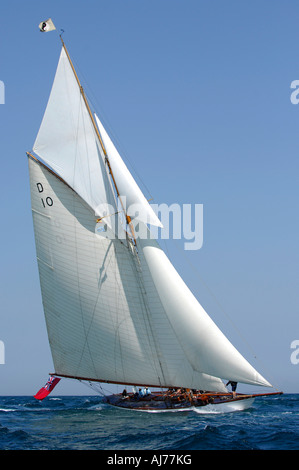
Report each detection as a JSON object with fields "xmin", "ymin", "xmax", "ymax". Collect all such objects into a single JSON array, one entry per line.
[{"xmin": 0, "ymin": 0, "xmax": 298, "ymax": 395}]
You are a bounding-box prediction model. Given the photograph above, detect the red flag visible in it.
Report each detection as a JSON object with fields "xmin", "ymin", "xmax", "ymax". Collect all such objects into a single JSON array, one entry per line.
[{"xmin": 34, "ymin": 376, "xmax": 61, "ymax": 400}]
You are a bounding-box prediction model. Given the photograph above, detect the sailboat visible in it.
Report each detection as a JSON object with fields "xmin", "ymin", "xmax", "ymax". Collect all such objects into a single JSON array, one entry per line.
[{"xmin": 29, "ymin": 34, "xmax": 281, "ymax": 413}]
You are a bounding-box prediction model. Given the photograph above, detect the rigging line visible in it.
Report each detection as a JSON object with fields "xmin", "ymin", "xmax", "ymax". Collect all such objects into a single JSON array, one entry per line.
[
  {"xmin": 96, "ymin": 210, "xmax": 122, "ymax": 222},
  {"xmin": 171, "ymin": 238, "xmax": 257, "ymax": 353},
  {"xmin": 65, "ymin": 49, "xmax": 156, "ymax": 204},
  {"xmin": 79, "ymin": 379, "xmax": 108, "ymax": 397},
  {"xmin": 100, "ymin": 118, "xmax": 156, "ymax": 204},
  {"xmin": 95, "ymin": 140, "xmax": 123, "ymax": 237},
  {"xmin": 60, "ymin": 55, "xmax": 80, "ymax": 186},
  {"xmin": 67, "ymin": 168, "xmax": 114, "ymax": 377},
  {"xmin": 80, "ymin": 95, "xmax": 93, "ymax": 200},
  {"xmin": 72, "ymin": 195, "xmax": 99, "ymax": 380},
  {"xmin": 130, "ymin": 245, "xmax": 166, "ymax": 388},
  {"xmin": 137, "ymin": 233, "xmax": 215, "ymax": 391},
  {"xmin": 78, "ymin": 240, "xmax": 115, "ymax": 375},
  {"xmin": 109, "ymin": 243, "xmax": 130, "ymax": 383},
  {"xmin": 60, "ymin": 37, "xmax": 137, "ymax": 246}
]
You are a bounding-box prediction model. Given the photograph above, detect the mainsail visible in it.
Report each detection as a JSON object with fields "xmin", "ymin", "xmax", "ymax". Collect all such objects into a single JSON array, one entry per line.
[{"xmin": 28, "ymin": 42, "xmax": 272, "ymax": 393}]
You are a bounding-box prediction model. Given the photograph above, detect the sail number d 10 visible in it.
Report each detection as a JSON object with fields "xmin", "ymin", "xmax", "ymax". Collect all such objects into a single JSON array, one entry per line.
[{"xmin": 37, "ymin": 182, "xmax": 53, "ymax": 208}]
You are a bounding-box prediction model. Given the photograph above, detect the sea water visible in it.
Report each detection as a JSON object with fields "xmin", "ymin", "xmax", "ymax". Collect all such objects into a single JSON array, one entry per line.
[{"xmin": 0, "ymin": 394, "xmax": 298, "ymax": 451}]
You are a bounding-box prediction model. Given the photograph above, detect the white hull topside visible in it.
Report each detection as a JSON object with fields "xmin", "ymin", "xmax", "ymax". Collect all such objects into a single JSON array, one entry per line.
[
  {"xmin": 114, "ymin": 397, "xmax": 255, "ymax": 414},
  {"xmin": 193, "ymin": 397, "xmax": 255, "ymax": 414}
]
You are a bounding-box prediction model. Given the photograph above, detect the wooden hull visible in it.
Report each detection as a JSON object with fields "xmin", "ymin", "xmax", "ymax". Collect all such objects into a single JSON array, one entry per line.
[{"xmin": 103, "ymin": 391, "xmax": 282, "ymax": 413}]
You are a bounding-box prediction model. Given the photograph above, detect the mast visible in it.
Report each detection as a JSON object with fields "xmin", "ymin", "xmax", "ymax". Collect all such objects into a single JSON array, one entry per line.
[{"xmin": 59, "ymin": 36, "xmax": 137, "ymax": 244}]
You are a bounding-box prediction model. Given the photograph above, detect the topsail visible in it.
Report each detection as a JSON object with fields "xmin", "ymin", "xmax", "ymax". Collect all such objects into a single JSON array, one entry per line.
[{"xmin": 33, "ymin": 47, "xmax": 161, "ymax": 229}]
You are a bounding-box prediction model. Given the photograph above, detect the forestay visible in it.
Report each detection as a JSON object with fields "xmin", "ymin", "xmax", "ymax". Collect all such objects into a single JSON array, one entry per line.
[{"xmin": 94, "ymin": 114, "xmax": 162, "ymax": 228}]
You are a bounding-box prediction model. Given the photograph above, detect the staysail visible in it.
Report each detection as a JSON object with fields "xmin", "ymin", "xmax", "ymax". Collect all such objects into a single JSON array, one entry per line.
[
  {"xmin": 28, "ymin": 43, "xmax": 272, "ymax": 392},
  {"xmin": 94, "ymin": 114, "xmax": 162, "ymax": 228}
]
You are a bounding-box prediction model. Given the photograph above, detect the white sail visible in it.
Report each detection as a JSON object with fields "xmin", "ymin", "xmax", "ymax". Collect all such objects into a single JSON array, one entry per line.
[
  {"xmin": 94, "ymin": 114, "xmax": 162, "ymax": 228},
  {"xmin": 29, "ymin": 44, "xmax": 272, "ymax": 393},
  {"xmin": 28, "ymin": 155, "xmax": 227, "ymax": 392},
  {"xmin": 136, "ymin": 225, "xmax": 272, "ymax": 388},
  {"xmin": 33, "ymin": 48, "xmax": 115, "ymax": 222}
]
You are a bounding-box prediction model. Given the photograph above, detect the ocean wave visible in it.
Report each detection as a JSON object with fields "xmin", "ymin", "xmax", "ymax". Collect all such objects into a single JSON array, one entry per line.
[
  {"xmin": 0, "ymin": 394, "xmax": 297, "ymax": 450},
  {"xmin": 168, "ymin": 424, "xmax": 258, "ymax": 450}
]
